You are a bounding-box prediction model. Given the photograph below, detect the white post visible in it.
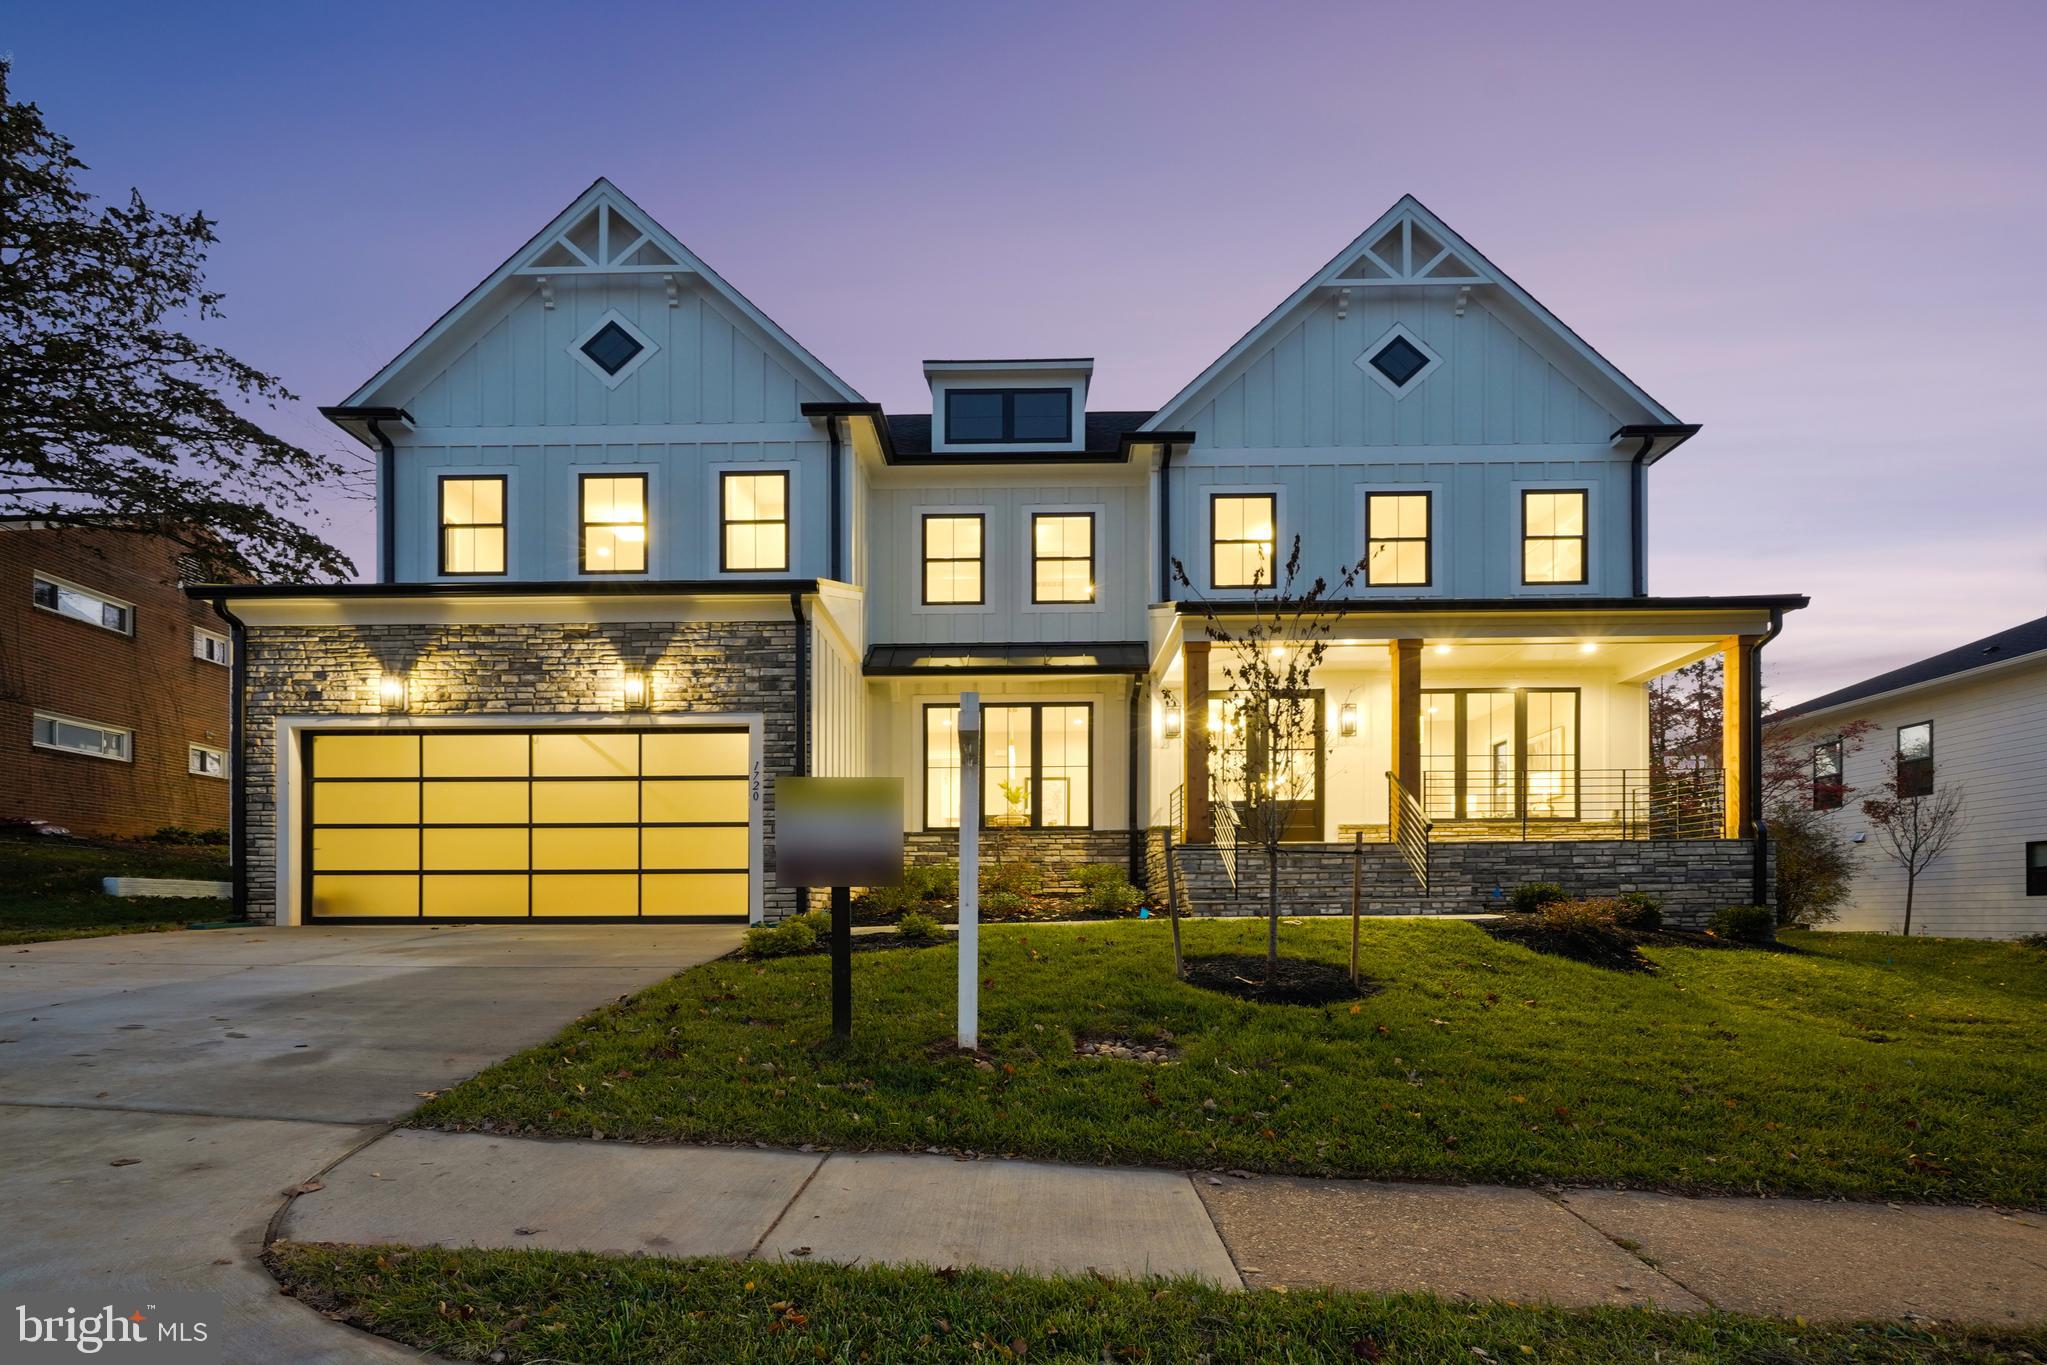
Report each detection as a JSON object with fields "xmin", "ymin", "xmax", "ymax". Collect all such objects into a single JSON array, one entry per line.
[{"xmin": 957, "ymin": 692, "xmax": 981, "ymax": 1050}]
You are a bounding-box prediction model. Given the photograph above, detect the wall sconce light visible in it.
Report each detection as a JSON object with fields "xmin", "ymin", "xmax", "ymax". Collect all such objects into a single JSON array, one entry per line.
[
  {"xmin": 621, "ymin": 669, "xmax": 650, "ymax": 711},
  {"xmin": 1161, "ymin": 695, "xmax": 1183, "ymax": 741},
  {"xmin": 1339, "ymin": 702, "xmax": 1358, "ymax": 738},
  {"xmin": 374, "ymin": 673, "xmax": 408, "ymax": 714}
]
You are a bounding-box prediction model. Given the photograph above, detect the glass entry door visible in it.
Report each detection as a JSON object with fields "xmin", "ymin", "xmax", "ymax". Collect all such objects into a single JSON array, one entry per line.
[
  {"xmin": 1419, "ymin": 689, "xmax": 1579, "ymax": 821},
  {"xmin": 1213, "ymin": 690, "xmax": 1325, "ymax": 842}
]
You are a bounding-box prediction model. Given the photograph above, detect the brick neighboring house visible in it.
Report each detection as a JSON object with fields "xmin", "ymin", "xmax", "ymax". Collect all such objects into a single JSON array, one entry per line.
[{"xmin": 0, "ymin": 520, "xmax": 235, "ymax": 837}]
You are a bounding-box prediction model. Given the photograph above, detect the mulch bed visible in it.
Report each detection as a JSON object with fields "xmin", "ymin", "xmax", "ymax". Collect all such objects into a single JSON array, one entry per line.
[
  {"xmin": 1482, "ymin": 919, "xmax": 1791, "ymax": 972},
  {"xmin": 1179, "ymin": 953, "xmax": 1374, "ymax": 1006}
]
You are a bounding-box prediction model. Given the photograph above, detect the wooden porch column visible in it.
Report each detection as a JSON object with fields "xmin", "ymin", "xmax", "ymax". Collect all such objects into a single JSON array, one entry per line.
[
  {"xmin": 1184, "ymin": 639, "xmax": 1212, "ymax": 843},
  {"xmin": 1721, "ymin": 634, "xmax": 1760, "ymax": 838},
  {"xmin": 1388, "ymin": 638, "xmax": 1422, "ymax": 834}
]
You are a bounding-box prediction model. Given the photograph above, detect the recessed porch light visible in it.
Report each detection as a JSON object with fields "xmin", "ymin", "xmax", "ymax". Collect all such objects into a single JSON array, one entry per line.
[
  {"xmin": 1579, "ymin": 641, "xmax": 1599, "ymax": 654},
  {"xmin": 1434, "ymin": 643, "xmax": 1453, "ymax": 655}
]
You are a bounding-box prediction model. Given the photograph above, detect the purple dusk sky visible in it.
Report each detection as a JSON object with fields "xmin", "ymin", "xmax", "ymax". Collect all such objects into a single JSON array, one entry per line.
[{"xmin": 12, "ymin": 0, "xmax": 2044, "ymax": 705}]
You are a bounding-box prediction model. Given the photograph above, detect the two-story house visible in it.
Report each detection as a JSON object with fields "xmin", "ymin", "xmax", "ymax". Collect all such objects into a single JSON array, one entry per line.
[{"xmin": 192, "ymin": 180, "xmax": 1804, "ymax": 927}]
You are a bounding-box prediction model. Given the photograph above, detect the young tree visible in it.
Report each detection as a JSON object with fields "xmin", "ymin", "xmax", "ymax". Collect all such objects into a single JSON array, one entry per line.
[
  {"xmin": 1, "ymin": 59, "xmax": 359, "ymax": 581},
  {"xmin": 1859, "ymin": 757, "xmax": 1967, "ymax": 937},
  {"xmin": 1175, "ymin": 538, "xmax": 1362, "ymax": 977}
]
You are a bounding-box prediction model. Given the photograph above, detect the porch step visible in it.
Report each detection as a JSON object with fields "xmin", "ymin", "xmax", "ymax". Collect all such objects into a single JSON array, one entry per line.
[
  {"xmin": 1337, "ymin": 821, "xmax": 1639, "ymax": 843},
  {"xmin": 1168, "ymin": 841, "xmax": 1454, "ymax": 919}
]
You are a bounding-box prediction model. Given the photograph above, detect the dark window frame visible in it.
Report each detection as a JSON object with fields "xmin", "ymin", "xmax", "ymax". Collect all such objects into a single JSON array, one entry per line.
[
  {"xmin": 1210, "ymin": 491, "xmax": 1278, "ymax": 590},
  {"xmin": 1812, "ymin": 738, "xmax": 1845, "ymax": 811},
  {"xmin": 921, "ymin": 700, "xmax": 1095, "ymax": 831},
  {"xmin": 1030, "ymin": 511, "xmax": 1096, "ymax": 604},
  {"xmin": 1364, "ymin": 490, "xmax": 1433, "ymax": 587},
  {"xmin": 2027, "ymin": 841, "xmax": 2047, "ymax": 897},
  {"xmin": 1520, "ymin": 488, "xmax": 1590, "ymax": 587},
  {"xmin": 1896, "ymin": 720, "xmax": 1934, "ymax": 798},
  {"xmin": 920, "ymin": 512, "xmax": 986, "ymax": 606},
  {"xmin": 578, "ymin": 472, "xmax": 650, "ymax": 576},
  {"xmin": 438, "ymin": 474, "xmax": 509, "ymax": 577},
  {"xmin": 718, "ymin": 470, "xmax": 791, "ymax": 573},
  {"xmin": 1369, "ymin": 335, "xmax": 1432, "ymax": 388},
  {"xmin": 942, "ymin": 387, "xmax": 1073, "ymax": 445},
  {"xmin": 580, "ymin": 320, "xmax": 644, "ymax": 376}
]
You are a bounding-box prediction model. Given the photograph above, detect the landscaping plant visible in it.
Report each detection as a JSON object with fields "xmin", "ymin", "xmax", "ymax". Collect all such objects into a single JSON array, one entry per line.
[
  {"xmin": 1508, "ymin": 881, "xmax": 1567, "ymax": 914},
  {"xmin": 1860, "ymin": 753, "xmax": 1967, "ymax": 936},
  {"xmin": 1707, "ymin": 904, "xmax": 1775, "ymax": 944},
  {"xmin": 895, "ymin": 910, "xmax": 943, "ymax": 944},
  {"xmin": 1074, "ymin": 862, "xmax": 1142, "ymax": 916}
]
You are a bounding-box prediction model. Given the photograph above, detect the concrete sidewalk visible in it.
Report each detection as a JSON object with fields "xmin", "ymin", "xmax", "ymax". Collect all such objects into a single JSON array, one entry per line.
[{"xmin": 280, "ymin": 1128, "xmax": 2047, "ymax": 1327}]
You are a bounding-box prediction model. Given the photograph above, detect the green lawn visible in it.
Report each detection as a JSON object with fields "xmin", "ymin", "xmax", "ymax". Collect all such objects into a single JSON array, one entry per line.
[
  {"xmin": 412, "ymin": 919, "xmax": 2047, "ymax": 1205},
  {"xmin": 269, "ymin": 1243, "xmax": 2043, "ymax": 1364},
  {"xmin": 0, "ymin": 833, "xmax": 230, "ymax": 944}
]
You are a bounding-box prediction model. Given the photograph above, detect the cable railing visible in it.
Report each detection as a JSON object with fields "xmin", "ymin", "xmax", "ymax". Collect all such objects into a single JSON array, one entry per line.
[
  {"xmin": 1385, "ymin": 771, "xmax": 1432, "ymax": 893},
  {"xmin": 1417, "ymin": 767, "xmax": 1726, "ymax": 841},
  {"xmin": 1210, "ymin": 785, "xmax": 1241, "ymax": 890}
]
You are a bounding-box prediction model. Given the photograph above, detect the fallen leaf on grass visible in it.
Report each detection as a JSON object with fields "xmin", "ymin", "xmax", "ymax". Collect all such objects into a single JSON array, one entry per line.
[{"xmin": 108, "ymin": 1158, "xmax": 142, "ymax": 1168}]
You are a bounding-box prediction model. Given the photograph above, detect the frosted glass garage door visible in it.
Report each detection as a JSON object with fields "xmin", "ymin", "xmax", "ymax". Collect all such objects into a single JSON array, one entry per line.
[{"xmin": 304, "ymin": 728, "xmax": 750, "ymax": 922}]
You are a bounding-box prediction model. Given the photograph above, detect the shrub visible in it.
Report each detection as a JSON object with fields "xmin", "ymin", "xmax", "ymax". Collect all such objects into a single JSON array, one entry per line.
[
  {"xmin": 1509, "ymin": 882, "xmax": 1568, "ymax": 914},
  {"xmin": 1612, "ymin": 891, "xmax": 1663, "ymax": 931},
  {"xmin": 896, "ymin": 910, "xmax": 944, "ymax": 943},
  {"xmin": 981, "ymin": 858, "xmax": 1048, "ymax": 900},
  {"xmin": 1074, "ymin": 862, "xmax": 1143, "ymax": 916},
  {"xmin": 146, "ymin": 826, "xmax": 229, "ymax": 846},
  {"xmin": 1770, "ymin": 804, "xmax": 1855, "ymax": 927},
  {"xmin": 1529, "ymin": 898, "xmax": 1635, "ymax": 952},
  {"xmin": 982, "ymin": 890, "xmax": 1031, "ymax": 917},
  {"xmin": 742, "ymin": 915, "xmax": 819, "ymax": 957},
  {"xmin": 1708, "ymin": 904, "xmax": 1776, "ymax": 944},
  {"xmin": 856, "ymin": 861, "xmax": 957, "ymax": 915}
]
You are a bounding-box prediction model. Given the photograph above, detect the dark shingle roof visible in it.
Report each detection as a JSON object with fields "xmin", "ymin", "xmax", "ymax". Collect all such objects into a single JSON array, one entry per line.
[
  {"xmin": 1773, "ymin": 612, "xmax": 2047, "ymax": 722},
  {"xmin": 885, "ymin": 410, "xmax": 1155, "ymax": 458}
]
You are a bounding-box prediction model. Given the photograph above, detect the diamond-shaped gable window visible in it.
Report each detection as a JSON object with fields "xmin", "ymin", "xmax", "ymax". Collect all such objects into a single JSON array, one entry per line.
[
  {"xmin": 581, "ymin": 321, "xmax": 643, "ymax": 376},
  {"xmin": 1369, "ymin": 335, "xmax": 1431, "ymax": 388}
]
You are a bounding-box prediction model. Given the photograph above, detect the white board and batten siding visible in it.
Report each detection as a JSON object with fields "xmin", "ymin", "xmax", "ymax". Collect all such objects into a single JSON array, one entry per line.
[
  {"xmin": 1162, "ymin": 285, "xmax": 1638, "ymax": 600},
  {"xmin": 1797, "ymin": 658, "xmax": 2047, "ymax": 938},
  {"xmin": 386, "ymin": 271, "xmax": 840, "ymax": 582}
]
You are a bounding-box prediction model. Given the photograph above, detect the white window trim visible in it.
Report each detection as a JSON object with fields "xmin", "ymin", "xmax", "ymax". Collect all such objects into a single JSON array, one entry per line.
[
  {"xmin": 909, "ymin": 503, "xmax": 996, "ymax": 615},
  {"xmin": 432, "ymin": 467, "xmax": 518, "ymax": 581},
  {"xmin": 573, "ymin": 464, "xmax": 659, "ymax": 577},
  {"xmin": 32, "ymin": 709, "xmax": 133, "ymax": 763},
  {"xmin": 1510, "ymin": 480, "xmax": 1599, "ymax": 596},
  {"xmin": 271, "ymin": 712, "xmax": 766, "ymax": 929},
  {"xmin": 1355, "ymin": 321, "xmax": 1443, "ymax": 399},
  {"xmin": 567, "ymin": 307, "xmax": 659, "ymax": 390},
  {"xmin": 1353, "ymin": 481, "xmax": 1448, "ymax": 597},
  {"xmin": 707, "ymin": 462, "xmax": 799, "ymax": 577},
  {"xmin": 33, "ymin": 571, "xmax": 134, "ymax": 636},
  {"xmin": 1202, "ymin": 485, "xmax": 1286, "ymax": 593},
  {"xmin": 189, "ymin": 743, "xmax": 227, "ymax": 778},
  {"xmin": 1018, "ymin": 502, "xmax": 1107, "ymax": 615},
  {"xmin": 193, "ymin": 626, "xmax": 233, "ymax": 665}
]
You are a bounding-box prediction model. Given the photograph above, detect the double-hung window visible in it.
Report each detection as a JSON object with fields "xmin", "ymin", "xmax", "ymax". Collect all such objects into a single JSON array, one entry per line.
[
  {"xmin": 1896, "ymin": 721, "xmax": 1934, "ymax": 798},
  {"xmin": 1210, "ymin": 493, "xmax": 1276, "ymax": 589},
  {"xmin": 1812, "ymin": 738, "xmax": 1844, "ymax": 811},
  {"xmin": 922, "ymin": 514, "xmax": 984, "ymax": 605},
  {"xmin": 1521, "ymin": 490, "xmax": 1588, "ymax": 585},
  {"xmin": 720, "ymin": 471, "xmax": 789, "ymax": 572},
  {"xmin": 33, "ymin": 712, "xmax": 131, "ymax": 762},
  {"xmin": 580, "ymin": 474, "xmax": 648, "ymax": 573},
  {"xmin": 33, "ymin": 575, "xmax": 131, "ymax": 634},
  {"xmin": 1365, "ymin": 492, "xmax": 1431, "ymax": 586},
  {"xmin": 924, "ymin": 702, "xmax": 1091, "ymax": 829},
  {"xmin": 439, "ymin": 476, "xmax": 507, "ymax": 575},
  {"xmin": 1031, "ymin": 513, "xmax": 1095, "ymax": 603}
]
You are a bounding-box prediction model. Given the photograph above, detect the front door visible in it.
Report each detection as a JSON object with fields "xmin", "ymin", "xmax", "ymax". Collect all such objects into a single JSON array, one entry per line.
[{"xmin": 1216, "ymin": 690, "xmax": 1325, "ymax": 842}]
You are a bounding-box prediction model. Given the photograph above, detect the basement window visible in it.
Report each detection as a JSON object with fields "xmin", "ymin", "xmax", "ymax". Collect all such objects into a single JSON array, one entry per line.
[{"xmin": 581, "ymin": 322, "xmax": 643, "ymax": 376}]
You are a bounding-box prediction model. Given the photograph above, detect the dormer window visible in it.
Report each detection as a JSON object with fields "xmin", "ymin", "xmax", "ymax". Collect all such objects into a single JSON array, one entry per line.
[{"xmin": 944, "ymin": 388, "xmax": 1072, "ymax": 445}]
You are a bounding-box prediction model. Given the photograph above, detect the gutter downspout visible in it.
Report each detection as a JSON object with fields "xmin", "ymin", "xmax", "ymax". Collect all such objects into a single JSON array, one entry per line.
[
  {"xmin": 825, "ymin": 417, "xmax": 844, "ymax": 583},
  {"xmin": 1127, "ymin": 683, "xmax": 1143, "ymax": 886},
  {"xmin": 790, "ymin": 592, "xmax": 810, "ymax": 777},
  {"xmin": 209, "ymin": 597, "xmax": 249, "ymax": 921},
  {"xmin": 1749, "ymin": 605, "xmax": 1785, "ymax": 907},
  {"xmin": 1156, "ymin": 440, "xmax": 1176, "ymax": 600},
  {"xmin": 1630, "ymin": 433, "xmax": 1655, "ymax": 597},
  {"xmin": 365, "ymin": 415, "xmax": 398, "ymax": 584}
]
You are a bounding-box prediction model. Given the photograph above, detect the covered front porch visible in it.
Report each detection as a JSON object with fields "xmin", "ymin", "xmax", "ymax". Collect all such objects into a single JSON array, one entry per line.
[{"xmin": 1146, "ymin": 597, "xmax": 1798, "ymax": 913}]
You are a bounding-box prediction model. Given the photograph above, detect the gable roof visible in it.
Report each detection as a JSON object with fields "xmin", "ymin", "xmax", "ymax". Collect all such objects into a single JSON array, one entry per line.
[
  {"xmin": 336, "ymin": 178, "xmax": 861, "ymax": 414},
  {"xmin": 1141, "ymin": 194, "xmax": 1682, "ymax": 441},
  {"xmin": 1772, "ymin": 612, "xmax": 2047, "ymax": 723}
]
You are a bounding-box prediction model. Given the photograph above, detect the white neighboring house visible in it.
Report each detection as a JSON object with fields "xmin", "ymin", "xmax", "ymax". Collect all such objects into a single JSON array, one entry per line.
[{"xmin": 1769, "ymin": 614, "xmax": 2047, "ymax": 939}]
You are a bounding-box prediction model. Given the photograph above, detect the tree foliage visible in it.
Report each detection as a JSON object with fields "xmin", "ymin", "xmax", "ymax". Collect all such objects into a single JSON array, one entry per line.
[
  {"xmin": 1175, "ymin": 539, "xmax": 1363, "ymax": 976},
  {"xmin": 0, "ymin": 59, "xmax": 358, "ymax": 581}
]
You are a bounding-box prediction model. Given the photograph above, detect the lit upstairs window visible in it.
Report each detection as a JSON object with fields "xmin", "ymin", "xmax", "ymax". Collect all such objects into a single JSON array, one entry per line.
[
  {"xmin": 1366, "ymin": 492, "xmax": 1431, "ymax": 586},
  {"xmin": 1211, "ymin": 493, "xmax": 1276, "ymax": 589},
  {"xmin": 1521, "ymin": 490, "xmax": 1587, "ymax": 585},
  {"xmin": 1032, "ymin": 513, "xmax": 1095, "ymax": 603},
  {"xmin": 440, "ymin": 476, "xmax": 507, "ymax": 575},
  {"xmin": 581, "ymin": 473, "xmax": 648, "ymax": 573},
  {"xmin": 721, "ymin": 471, "xmax": 789, "ymax": 572}
]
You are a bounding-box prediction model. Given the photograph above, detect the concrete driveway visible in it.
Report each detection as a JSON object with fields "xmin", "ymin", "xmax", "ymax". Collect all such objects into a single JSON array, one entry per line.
[{"xmin": 0, "ymin": 922, "xmax": 742, "ymax": 1363}]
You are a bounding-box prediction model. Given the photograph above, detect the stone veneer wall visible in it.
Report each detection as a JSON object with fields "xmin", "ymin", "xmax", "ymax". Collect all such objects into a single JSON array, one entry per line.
[
  {"xmin": 1172, "ymin": 838, "xmax": 1758, "ymax": 928},
  {"xmin": 904, "ymin": 829, "xmax": 1139, "ymax": 895},
  {"xmin": 238, "ymin": 620, "xmax": 800, "ymax": 925}
]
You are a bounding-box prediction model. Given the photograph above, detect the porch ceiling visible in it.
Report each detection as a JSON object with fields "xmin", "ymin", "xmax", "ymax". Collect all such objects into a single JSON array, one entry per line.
[{"xmin": 1317, "ymin": 638, "xmax": 1716, "ymax": 683}]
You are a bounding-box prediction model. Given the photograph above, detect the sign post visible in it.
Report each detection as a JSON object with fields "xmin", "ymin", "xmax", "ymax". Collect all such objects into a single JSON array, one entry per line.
[
  {"xmin": 957, "ymin": 692, "xmax": 981, "ymax": 1050},
  {"xmin": 774, "ymin": 777, "xmax": 903, "ymax": 1040}
]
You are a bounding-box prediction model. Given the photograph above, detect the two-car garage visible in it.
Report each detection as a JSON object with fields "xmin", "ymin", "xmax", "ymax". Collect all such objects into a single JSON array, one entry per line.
[{"xmin": 302, "ymin": 725, "xmax": 756, "ymax": 923}]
